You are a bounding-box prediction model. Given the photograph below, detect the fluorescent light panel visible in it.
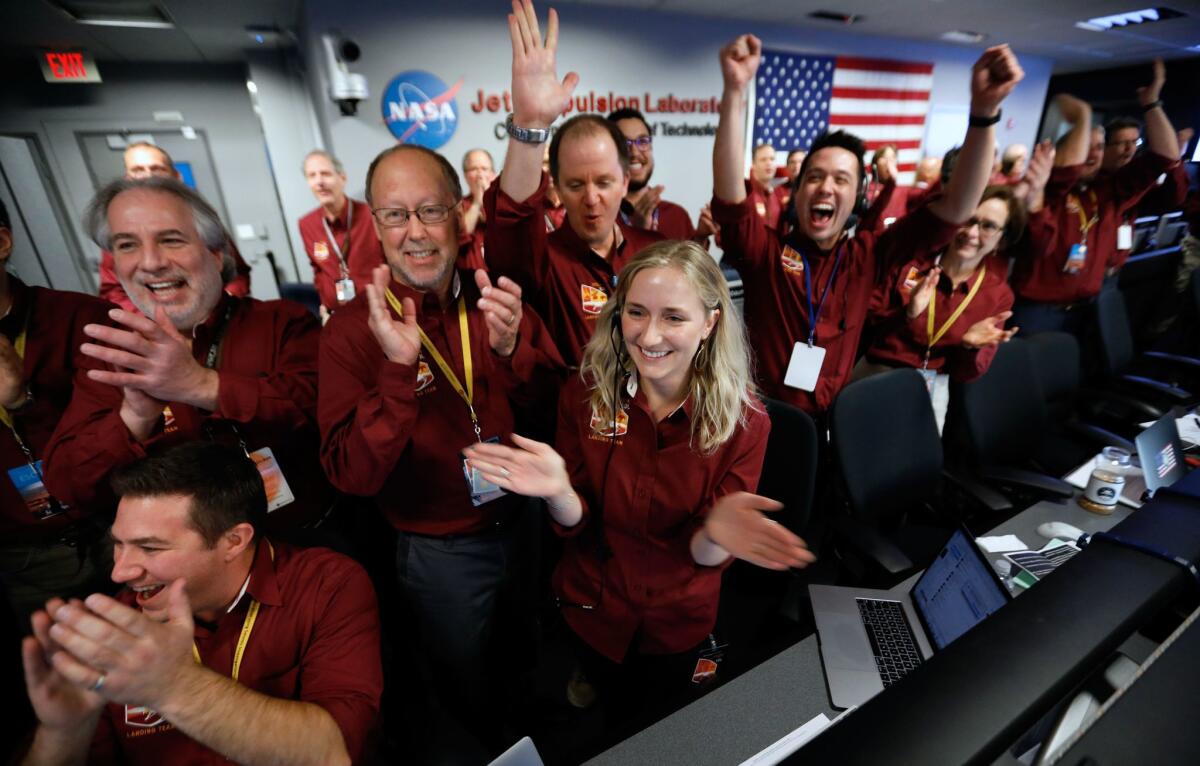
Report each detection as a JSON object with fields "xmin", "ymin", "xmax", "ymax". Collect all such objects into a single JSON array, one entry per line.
[{"xmin": 1078, "ymin": 6, "xmax": 1185, "ymax": 31}]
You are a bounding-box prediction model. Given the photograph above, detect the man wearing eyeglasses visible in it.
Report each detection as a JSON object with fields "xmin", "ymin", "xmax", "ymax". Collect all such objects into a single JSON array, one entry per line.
[
  {"xmin": 484, "ymin": 4, "xmax": 665, "ymax": 367},
  {"xmin": 606, "ymin": 107, "xmax": 705, "ymax": 243},
  {"xmin": 298, "ymin": 150, "xmax": 386, "ymax": 321},
  {"xmin": 317, "ymin": 143, "xmax": 563, "ymax": 761}
]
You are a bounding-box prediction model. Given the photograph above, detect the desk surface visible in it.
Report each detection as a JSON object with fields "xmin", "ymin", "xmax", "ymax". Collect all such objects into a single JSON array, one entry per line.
[{"xmin": 586, "ymin": 495, "xmax": 1134, "ymax": 766}]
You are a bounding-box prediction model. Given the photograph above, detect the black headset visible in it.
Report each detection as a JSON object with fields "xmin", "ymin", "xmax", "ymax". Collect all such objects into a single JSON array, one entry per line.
[{"xmin": 794, "ymin": 146, "xmax": 870, "ymax": 227}]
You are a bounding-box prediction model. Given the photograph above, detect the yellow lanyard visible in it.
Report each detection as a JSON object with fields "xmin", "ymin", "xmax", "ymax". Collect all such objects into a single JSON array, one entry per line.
[
  {"xmin": 0, "ymin": 326, "xmax": 27, "ymax": 432},
  {"xmin": 925, "ymin": 265, "xmax": 987, "ymax": 367},
  {"xmin": 1071, "ymin": 189, "xmax": 1099, "ymax": 241},
  {"xmin": 384, "ymin": 287, "xmax": 480, "ymax": 438},
  {"xmin": 191, "ymin": 541, "xmax": 273, "ymax": 683}
]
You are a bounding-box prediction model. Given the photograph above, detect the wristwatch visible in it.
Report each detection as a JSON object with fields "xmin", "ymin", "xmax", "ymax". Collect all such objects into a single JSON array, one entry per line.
[{"xmin": 505, "ymin": 114, "xmax": 552, "ymax": 144}]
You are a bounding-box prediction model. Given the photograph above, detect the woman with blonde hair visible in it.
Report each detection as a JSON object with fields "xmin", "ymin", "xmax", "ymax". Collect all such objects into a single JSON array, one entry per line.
[{"xmin": 465, "ymin": 239, "xmax": 813, "ymax": 717}]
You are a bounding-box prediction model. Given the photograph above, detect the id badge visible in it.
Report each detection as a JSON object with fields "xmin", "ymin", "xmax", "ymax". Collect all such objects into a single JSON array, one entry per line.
[
  {"xmin": 463, "ymin": 436, "xmax": 506, "ymax": 507},
  {"xmin": 1063, "ymin": 243, "xmax": 1087, "ymax": 274},
  {"xmin": 1117, "ymin": 224, "xmax": 1133, "ymax": 251},
  {"xmin": 691, "ymin": 637, "xmax": 727, "ymax": 685},
  {"xmin": 249, "ymin": 448, "xmax": 295, "ymax": 513},
  {"xmin": 7, "ymin": 462, "xmax": 67, "ymax": 520},
  {"xmin": 784, "ymin": 342, "xmax": 826, "ymax": 392},
  {"xmin": 335, "ymin": 278, "xmax": 356, "ymax": 304},
  {"xmin": 918, "ymin": 367, "xmax": 938, "ymax": 395}
]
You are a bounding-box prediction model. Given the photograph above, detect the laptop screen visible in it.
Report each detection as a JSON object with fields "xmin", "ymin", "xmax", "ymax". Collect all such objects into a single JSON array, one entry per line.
[
  {"xmin": 1136, "ymin": 414, "xmax": 1187, "ymax": 492},
  {"xmin": 911, "ymin": 529, "xmax": 1009, "ymax": 651}
]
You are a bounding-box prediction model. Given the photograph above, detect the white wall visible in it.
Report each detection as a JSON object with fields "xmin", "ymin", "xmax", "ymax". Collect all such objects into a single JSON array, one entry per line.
[{"xmin": 302, "ymin": 0, "xmax": 1053, "ymax": 228}]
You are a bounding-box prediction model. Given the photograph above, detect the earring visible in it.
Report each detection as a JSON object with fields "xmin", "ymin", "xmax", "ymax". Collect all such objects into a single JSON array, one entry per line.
[{"xmin": 693, "ymin": 340, "xmax": 709, "ymax": 371}]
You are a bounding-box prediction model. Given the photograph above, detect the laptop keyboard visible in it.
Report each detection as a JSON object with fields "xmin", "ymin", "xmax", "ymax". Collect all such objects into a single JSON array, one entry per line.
[{"xmin": 856, "ymin": 598, "xmax": 924, "ymax": 687}]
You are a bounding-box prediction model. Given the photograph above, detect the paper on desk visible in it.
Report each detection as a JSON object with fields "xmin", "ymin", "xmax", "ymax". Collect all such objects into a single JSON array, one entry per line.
[
  {"xmin": 976, "ymin": 534, "xmax": 1028, "ymax": 553},
  {"xmin": 1138, "ymin": 416, "xmax": 1200, "ymax": 447},
  {"xmin": 738, "ymin": 713, "xmax": 833, "ymax": 766}
]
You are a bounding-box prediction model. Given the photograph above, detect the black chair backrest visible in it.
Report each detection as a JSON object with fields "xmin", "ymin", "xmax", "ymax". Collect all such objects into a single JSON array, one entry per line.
[
  {"xmin": 278, "ymin": 282, "xmax": 322, "ymax": 318},
  {"xmin": 1025, "ymin": 332, "xmax": 1080, "ymax": 420},
  {"xmin": 831, "ymin": 370, "xmax": 942, "ymax": 525},
  {"xmin": 1094, "ymin": 288, "xmax": 1135, "ymax": 376},
  {"xmin": 951, "ymin": 339, "xmax": 1047, "ymax": 466},
  {"xmin": 757, "ymin": 398, "xmax": 818, "ymax": 536}
]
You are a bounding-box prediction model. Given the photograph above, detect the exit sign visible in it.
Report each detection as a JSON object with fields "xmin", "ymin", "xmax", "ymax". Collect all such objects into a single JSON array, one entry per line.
[{"xmin": 39, "ymin": 51, "xmax": 102, "ymax": 83}]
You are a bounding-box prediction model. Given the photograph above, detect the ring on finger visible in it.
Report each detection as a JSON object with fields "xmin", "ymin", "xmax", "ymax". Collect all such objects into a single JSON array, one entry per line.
[
  {"xmin": 506, "ymin": 314, "xmax": 515, "ymax": 326},
  {"xmin": 500, "ymin": 467, "xmax": 511, "ymax": 478},
  {"xmin": 90, "ymin": 672, "xmax": 107, "ymax": 693}
]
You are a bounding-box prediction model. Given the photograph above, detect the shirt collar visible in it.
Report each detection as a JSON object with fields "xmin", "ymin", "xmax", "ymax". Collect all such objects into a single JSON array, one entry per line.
[
  {"xmin": 190, "ymin": 290, "xmax": 235, "ymax": 342},
  {"xmin": 240, "ymin": 537, "xmax": 282, "ymax": 608},
  {"xmin": 389, "ymin": 269, "xmax": 466, "ymax": 316},
  {"xmin": 557, "ymin": 215, "xmax": 625, "ymax": 263}
]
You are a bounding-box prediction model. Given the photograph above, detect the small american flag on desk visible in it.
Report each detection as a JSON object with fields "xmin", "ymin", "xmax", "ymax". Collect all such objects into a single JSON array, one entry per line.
[{"xmin": 752, "ymin": 50, "xmax": 934, "ymax": 185}]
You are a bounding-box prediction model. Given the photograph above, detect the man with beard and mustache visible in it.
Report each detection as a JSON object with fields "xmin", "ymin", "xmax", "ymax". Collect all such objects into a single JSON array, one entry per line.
[
  {"xmin": 44, "ymin": 177, "xmax": 331, "ymax": 535},
  {"xmin": 606, "ymin": 107, "xmax": 717, "ymax": 246},
  {"xmin": 98, "ymin": 143, "xmax": 251, "ymax": 314},
  {"xmin": 1010, "ymin": 61, "xmax": 1182, "ymax": 336},
  {"xmin": 711, "ymin": 33, "xmax": 1023, "ymax": 416}
]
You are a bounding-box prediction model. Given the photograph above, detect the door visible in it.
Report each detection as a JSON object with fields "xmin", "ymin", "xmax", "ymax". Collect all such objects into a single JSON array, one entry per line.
[{"xmin": 0, "ymin": 135, "xmax": 91, "ymax": 292}]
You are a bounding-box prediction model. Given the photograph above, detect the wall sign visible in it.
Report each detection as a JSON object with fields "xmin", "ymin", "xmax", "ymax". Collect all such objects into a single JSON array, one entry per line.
[
  {"xmin": 381, "ymin": 70, "xmax": 461, "ymax": 149},
  {"xmin": 40, "ymin": 50, "xmax": 102, "ymax": 83}
]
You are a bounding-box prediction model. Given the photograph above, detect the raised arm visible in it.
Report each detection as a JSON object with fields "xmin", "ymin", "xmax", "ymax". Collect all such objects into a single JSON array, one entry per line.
[
  {"xmin": 928, "ymin": 45, "xmax": 1023, "ymax": 225},
  {"xmin": 1137, "ymin": 59, "xmax": 1180, "ymax": 161},
  {"xmin": 712, "ymin": 34, "xmax": 762, "ymax": 204},
  {"xmin": 498, "ymin": 0, "xmax": 579, "ymax": 205},
  {"xmin": 1052, "ymin": 93, "xmax": 1094, "ymax": 168}
]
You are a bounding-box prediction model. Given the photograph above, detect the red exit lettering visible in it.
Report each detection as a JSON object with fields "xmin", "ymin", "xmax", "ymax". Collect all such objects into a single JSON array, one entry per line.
[{"xmin": 45, "ymin": 52, "xmax": 87, "ymax": 79}]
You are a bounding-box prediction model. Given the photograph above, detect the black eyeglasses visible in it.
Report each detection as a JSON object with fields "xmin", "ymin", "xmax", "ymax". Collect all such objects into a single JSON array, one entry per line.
[
  {"xmin": 624, "ymin": 136, "xmax": 652, "ymax": 151},
  {"xmin": 371, "ymin": 203, "xmax": 455, "ymax": 228},
  {"xmin": 966, "ymin": 217, "xmax": 1003, "ymax": 235}
]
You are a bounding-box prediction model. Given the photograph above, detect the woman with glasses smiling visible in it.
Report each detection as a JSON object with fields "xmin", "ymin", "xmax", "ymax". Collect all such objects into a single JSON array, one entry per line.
[{"xmin": 858, "ymin": 184, "xmax": 1029, "ymax": 432}]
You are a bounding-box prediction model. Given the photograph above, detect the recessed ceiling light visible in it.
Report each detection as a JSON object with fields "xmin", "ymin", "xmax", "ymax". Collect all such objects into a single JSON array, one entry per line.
[
  {"xmin": 941, "ymin": 30, "xmax": 986, "ymax": 44},
  {"xmin": 1077, "ymin": 6, "xmax": 1185, "ymax": 31}
]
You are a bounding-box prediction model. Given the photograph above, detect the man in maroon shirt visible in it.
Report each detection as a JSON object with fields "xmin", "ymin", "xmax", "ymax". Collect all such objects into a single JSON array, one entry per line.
[
  {"xmin": 297, "ymin": 150, "xmax": 386, "ymax": 320},
  {"xmin": 20, "ymin": 442, "xmax": 381, "ymax": 766},
  {"xmin": 486, "ymin": 18, "xmax": 664, "ymax": 368},
  {"xmin": 319, "ymin": 143, "xmax": 562, "ymax": 759},
  {"xmin": 607, "ymin": 107, "xmax": 712, "ymax": 243},
  {"xmin": 44, "ymin": 177, "xmax": 330, "ymax": 534},
  {"xmin": 99, "ymin": 143, "xmax": 251, "ymax": 313},
  {"xmin": 0, "ymin": 199, "xmax": 119, "ymax": 638},
  {"xmin": 747, "ymin": 142, "xmax": 784, "ymax": 230},
  {"xmin": 712, "ymin": 33, "xmax": 1023, "ymax": 415},
  {"xmin": 1012, "ymin": 62, "xmax": 1182, "ymax": 336}
]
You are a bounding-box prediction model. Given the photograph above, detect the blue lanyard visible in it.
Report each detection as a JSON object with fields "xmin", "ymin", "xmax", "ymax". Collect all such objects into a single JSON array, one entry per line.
[{"xmin": 800, "ymin": 242, "xmax": 844, "ymax": 347}]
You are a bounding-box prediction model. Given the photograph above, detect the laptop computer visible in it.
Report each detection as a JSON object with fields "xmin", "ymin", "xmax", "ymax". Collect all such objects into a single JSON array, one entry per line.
[
  {"xmin": 810, "ymin": 526, "xmax": 1011, "ymax": 709},
  {"xmin": 1134, "ymin": 411, "xmax": 1188, "ymax": 496}
]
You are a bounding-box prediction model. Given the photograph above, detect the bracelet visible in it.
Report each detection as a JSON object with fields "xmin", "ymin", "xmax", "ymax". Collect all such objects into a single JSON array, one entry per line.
[
  {"xmin": 968, "ymin": 110, "xmax": 1001, "ymax": 128},
  {"xmin": 1141, "ymin": 99, "xmax": 1163, "ymax": 113}
]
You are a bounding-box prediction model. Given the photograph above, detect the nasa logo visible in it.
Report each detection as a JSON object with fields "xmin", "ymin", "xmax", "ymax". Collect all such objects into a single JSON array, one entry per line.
[{"xmin": 382, "ymin": 70, "xmax": 462, "ymax": 149}]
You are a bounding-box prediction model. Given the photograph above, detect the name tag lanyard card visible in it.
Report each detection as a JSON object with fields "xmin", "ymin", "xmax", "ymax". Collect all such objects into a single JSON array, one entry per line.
[
  {"xmin": 1, "ymin": 308, "xmax": 70, "ymax": 522},
  {"xmin": 919, "ymin": 266, "xmax": 987, "ymax": 390},
  {"xmin": 321, "ymin": 205, "xmax": 356, "ymax": 303},
  {"xmin": 201, "ymin": 305, "xmax": 295, "ymax": 512},
  {"xmin": 384, "ymin": 288, "xmax": 504, "ymax": 506},
  {"xmin": 1064, "ymin": 190, "xmax": 1098, "ymax": 275},
  {"xmin": 784, "ymin": 243, "xmax": 844, "ymax": 392}
]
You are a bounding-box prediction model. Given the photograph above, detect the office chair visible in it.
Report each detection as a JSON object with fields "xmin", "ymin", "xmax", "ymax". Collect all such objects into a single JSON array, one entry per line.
[
  {"xmin": 1024, "ymin": 332, "xmax": 1137, "ymax": 475},
  {"xmin": 947, "ymin": 339, "xmax": 1077, "ymax": 501},
  {"xmin": 278, "ymin": 282, "xmax": 322, "ymax": 318},
  {"xmin": 1092, "ymin": 287, "xmax": 1199, "ymax": 416},
  {"xmin": 717, "ymin": 398, "xmax": 819, "ymax": 643},
  {"xmin": 828, "ymin": 369, "xmax": 988, "ymax": 587}
]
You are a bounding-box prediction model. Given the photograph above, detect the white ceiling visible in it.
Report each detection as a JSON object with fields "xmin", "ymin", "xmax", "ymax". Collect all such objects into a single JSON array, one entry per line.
[{"xmin": 2, "ymin": 0, "xmax": 1199, "ymax": 72}]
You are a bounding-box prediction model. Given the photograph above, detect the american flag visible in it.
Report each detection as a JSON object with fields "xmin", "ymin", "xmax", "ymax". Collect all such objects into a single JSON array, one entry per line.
[{"xmin": 752, "ymin": 50, "xmax": 934, "ymax": 185}]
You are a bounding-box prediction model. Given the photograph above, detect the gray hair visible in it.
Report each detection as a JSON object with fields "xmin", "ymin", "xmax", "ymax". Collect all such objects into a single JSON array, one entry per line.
[
  {"xmin": 302, "ymin": 149, "xmax": 344, "ymax": 176},
  {"xmin": 83, "ymin": 177, "xmax": 236, "ymax": 284}
]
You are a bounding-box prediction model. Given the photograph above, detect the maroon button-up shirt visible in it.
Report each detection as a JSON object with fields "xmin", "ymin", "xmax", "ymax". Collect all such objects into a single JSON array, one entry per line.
[
  {"xmin": 318, "ymin": 269, "xmax": 564, "ymax": 536},
  {"xmin": 484, "ymin": 173, "xmax": 664, "ymax": 367},
  {"xmin": 297, "ymin": 198, "xmax": 386, "ymax": 311},
  {"xmin": 87, "ymin": 539, "xmax": 382, "ymax": 765},
  {"xmin": 0, "ymin": 279, "xmax": 113, "ymax": 541},
  {"xmin": 44, "ymin": 294, "xmax": 329, "ymax": 530},
  {"xmin": 551, "ymin": 375, "xmax": 770, "ymax": 662},
  {"xmin": 1013, "ymin": 154, "xmax": 1178, "ymax": 304},
  {"xmin": 867, "ymin": 254, "xmax": 1014, "ymax": 382},
  {"xmin": 712, "ymin": 193, "xmax": 958, "ymax": 414}
]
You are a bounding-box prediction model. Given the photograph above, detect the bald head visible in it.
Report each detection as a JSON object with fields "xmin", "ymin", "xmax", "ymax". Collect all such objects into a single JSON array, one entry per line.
[{"xmin": 123, "ymin": 143, "xmax": 177, "ymax": 180}]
